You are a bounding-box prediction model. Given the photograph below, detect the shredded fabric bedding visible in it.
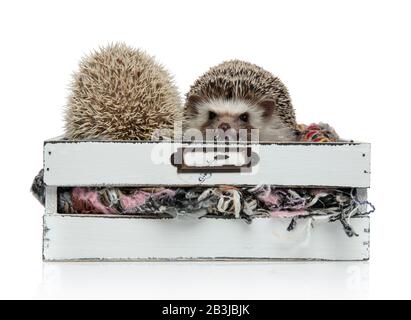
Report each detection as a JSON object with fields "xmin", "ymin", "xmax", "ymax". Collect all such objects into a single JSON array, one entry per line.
[
  {"xmin": 31, "ymin": 123, "xmax": 374, "ymax": 237},
  {"xmin": 57, "ymin": 186, "xmax": 373, "ymax": 237},
  {"xmin": 31, "ymin": 167, "xmax": 373, "ymax": 237}
]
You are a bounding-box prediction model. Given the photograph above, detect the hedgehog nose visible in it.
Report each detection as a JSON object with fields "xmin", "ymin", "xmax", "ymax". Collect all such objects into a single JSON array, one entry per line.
[{"xmin": 218, "ymin": 123, "xmax": 231, "ymax": 132}]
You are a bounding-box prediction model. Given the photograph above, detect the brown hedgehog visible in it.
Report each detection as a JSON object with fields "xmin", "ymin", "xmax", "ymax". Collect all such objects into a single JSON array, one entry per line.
[
  {"xmin": 184, "ymin": 60, "xmax": 297, "ymax": 142},
  {"xmin": 65, "ymin": 43, "xmax": 182, "ymax": 140}
]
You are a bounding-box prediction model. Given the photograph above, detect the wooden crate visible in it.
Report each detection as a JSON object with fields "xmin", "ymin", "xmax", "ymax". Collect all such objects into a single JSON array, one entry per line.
[{"xmin": 42, "ymin": 139, "xmax": 371, "ymax": 262}]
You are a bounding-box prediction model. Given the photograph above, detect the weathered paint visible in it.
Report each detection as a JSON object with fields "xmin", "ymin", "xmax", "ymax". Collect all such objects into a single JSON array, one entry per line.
[
  {"xmin": 44, "ymin": 141, "xmax": 371, "ymax": 187},
  {"xmin": 45, "ymin": 186, "xmax": 57, "ymax": 214},
  {"xmin": 43, "ymin": 215, "xmax": 370, "ymax": 262}
]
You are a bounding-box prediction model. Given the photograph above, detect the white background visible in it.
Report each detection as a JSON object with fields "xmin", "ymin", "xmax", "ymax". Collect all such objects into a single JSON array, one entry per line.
[{"xmin": 0, "ymin": 0, "xmax": 410, "ymax": 299}]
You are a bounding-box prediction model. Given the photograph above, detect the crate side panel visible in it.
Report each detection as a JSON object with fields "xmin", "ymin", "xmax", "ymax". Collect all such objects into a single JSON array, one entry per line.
[
  {"xmin": 43, "ymin": 215, "xmax": 369, "ymax": 261},
  {"xmin": 45, "ymin": 186, "xmax": 58, "ymax": 214},
  {"xmin": 44, "ymin": 142, "xmax": 370, "ymax": 187}
]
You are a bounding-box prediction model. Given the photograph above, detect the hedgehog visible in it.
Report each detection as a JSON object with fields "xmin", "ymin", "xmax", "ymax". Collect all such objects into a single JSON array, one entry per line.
[
  {"xmin": 183, "ymin": 60, "xmax": 297, "ymax": 142},
  {"xmin": 65, "ymin": 43, "xmax": 182, "ymax": 140}
]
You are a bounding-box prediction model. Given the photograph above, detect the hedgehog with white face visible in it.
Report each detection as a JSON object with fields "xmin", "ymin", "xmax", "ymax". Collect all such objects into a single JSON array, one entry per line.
[{"xmin": 183, "ymin": 60, "xmax": 298, "ymax": 142}]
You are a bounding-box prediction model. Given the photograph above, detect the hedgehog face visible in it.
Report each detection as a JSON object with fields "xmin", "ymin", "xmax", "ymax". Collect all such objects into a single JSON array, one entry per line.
[
  {"xmin": 184, "ymin": 98, "xmax": 296, "ymax": 142},
  {"xmin": 183, "ymin": 60, "xmax": 299, "ymax": 142}
]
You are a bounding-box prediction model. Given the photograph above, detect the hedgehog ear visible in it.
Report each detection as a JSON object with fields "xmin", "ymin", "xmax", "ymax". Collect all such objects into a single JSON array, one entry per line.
[
  {"xmin": 185, "ymin": 94, "xmax": 203, "ymax": 115},
  {"xmin": 259, "ymin": 98, "xmax": 277, "ymax": 119}
]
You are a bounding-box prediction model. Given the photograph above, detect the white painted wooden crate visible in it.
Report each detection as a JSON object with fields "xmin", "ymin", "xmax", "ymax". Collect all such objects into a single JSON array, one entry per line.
[{"xmin": 42, "ymin": 139, "xmax": 371, "ymax": 262}]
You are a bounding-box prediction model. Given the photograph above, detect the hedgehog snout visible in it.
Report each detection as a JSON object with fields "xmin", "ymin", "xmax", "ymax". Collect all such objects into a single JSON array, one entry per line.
[{"xmin": 218, "ymin": 123, "xmax": 231, "ymax": 132}]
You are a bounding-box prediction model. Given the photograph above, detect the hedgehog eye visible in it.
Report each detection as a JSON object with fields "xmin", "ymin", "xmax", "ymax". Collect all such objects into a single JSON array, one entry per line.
[
  {"xmin": 239, "ymin": 113, "xmax": 249, "ymax": 122},
  {"xmin": 208, "ymin": 111, "xmax": 217, "ymax": 120}
]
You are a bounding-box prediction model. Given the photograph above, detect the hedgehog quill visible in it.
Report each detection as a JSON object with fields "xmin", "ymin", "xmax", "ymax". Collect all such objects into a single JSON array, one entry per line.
[{"xmin": 65, "ymin": 43, "xmax": 182, "ymax": 141}]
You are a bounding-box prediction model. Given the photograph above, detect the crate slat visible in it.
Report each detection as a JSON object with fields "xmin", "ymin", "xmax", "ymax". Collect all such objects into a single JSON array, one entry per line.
[
  {"xmin": 43, "ymin": 215, "xmax": 370, "ymax": 261},
  {"xmin": 44, "ymin": 141, "xmax": 371, "ymax": 187}
]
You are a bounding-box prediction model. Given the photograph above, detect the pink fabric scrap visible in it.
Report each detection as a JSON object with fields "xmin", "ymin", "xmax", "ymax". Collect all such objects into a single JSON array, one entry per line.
[
  {"xmin": 72, "ymin": 187, "xmax": 117, "ymax": 214},
  {"xmin": 257, "ymin": 190, "xmax": 280, "ymax": 206},
  {"xmin": 120, "ymin": 190, "xmax": 151, "ymax": 211}
]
